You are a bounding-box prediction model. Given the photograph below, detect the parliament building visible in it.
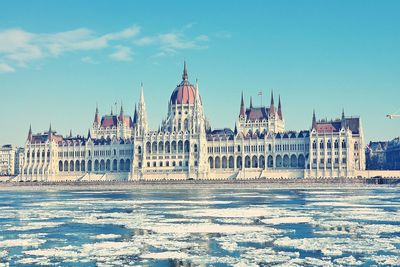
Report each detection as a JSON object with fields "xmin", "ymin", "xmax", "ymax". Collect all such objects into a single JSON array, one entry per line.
[{"xmin": 19, "ymin": 63, "xmax": 366, "ymax": 181}]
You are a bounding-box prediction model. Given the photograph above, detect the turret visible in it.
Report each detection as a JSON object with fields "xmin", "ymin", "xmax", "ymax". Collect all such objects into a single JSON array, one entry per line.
[
  {"xmin": 48, "ymin": 123, "xmax": 53, "ymax": 140},
  {"xmin": 94, "ymin": 104, "xmax": 100, "ymax": 125},
  {"xmin": 240, "ymin": 92, "xmax": 245, "ymax": 117},
  {"xmin": 27, "ymin": 124, "xmax": 32, "ymax": 142},
  {"xmin": 250, "ymin": 96, "xmax": 253, "ymax": 108},
  {"xmin": 312, "ymin": 109, "xmax": 317, "ymax": 129},
  {"xmin": 136, "ymin": 83, "xmax": 149, "ymax": 136},
  {"xmin": 182, "ymin": 60, "xmax": 188, "ymax": 81},
  {"xmin": 269, "ymin": 90, "xmax": 275, "ymax": 114},
  {"xmin": 133, "ymin": 104, "xmax": 138, "ymax": 124},
  {"xmin": 277, "ymin": 95, "xmax": 283, "ymax": 119},
  {"xmin": 118, "ymin": 103, "xmax": 124, "ymax": 121}
]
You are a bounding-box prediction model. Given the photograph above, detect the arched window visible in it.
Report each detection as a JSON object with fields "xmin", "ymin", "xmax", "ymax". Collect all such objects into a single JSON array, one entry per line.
[
  {"xmin": 87, "ymin": 160, "xmax": 92, "ymax": 172},
  {"xmin": 184, "ymin": 140, "xmax": 190, "ymax": 153},
  {"xmin": 229, "ymin": 156, "xmax": 234, "ymax": 168},
  {"xmin": 165, "ymin": 142, "xmax": 171, "ymax": 153},
  {"xmin": 252, "ymin": 156, "xmax": 258, "ymax": 168},
  {"xmin": 267, "ymin": 155, "xmax": 273, "ymax": 168},
  {"xmin": 146, "ymin": 142, "xmax": 151, "ymax": 153},
  {"xmin": 81, "ymin": 160, "xmax": 85, "ymax": 172},
  {"xmin": 194, "ymin": 144, "xmax": 198, "ymax": 153},
  {"xmin": 184, "ymin": 119, "xmax": 189, "ymax": 130},
  {"xmin": 245, "ymin": 156, "xmax": 251, "ymax": 168},
  {"xmin": 70, "ymin": 160, "xmax": 74, "ymax": 171},
  {"xmin": 319, "ymin": 141, "xmax": 324, "ymax": 150},
  {"xmin": 354, "ymin": 142, "xmax": 359, "ymax": 150},
  {"xmin": 334, "ymin": 140, "xmax": 339, "ymax": 149},
  {"xmin": 276, "ymin": 155, "xmax": 282, "ymax": 168},
  {"xmin": 268, "ymin": 144, "xmax": 272, "ymax": 152},
  {"xmin": 290, "ymin": 155, "xmax": 298, "ymax": 168},
  {"xmin": 222, "ymin": 156, "xmax": 227, "ymax": 168},
  {"xmin": 125, "ymin": 159, "xmax": 130, "ymax": 172},
  {"xmin": 312, "ymin": 140, "xmax": 317, "ymax": 149},
  {"xmin": 119, "ymin": 159, "xmax": 125, "ymax": 172},
  {"xmin": 215, "ymin": 156, "xmax": 221, "ymax": 168},
  {"xmin": 327, "ymin": 140, "xmax": 332, "ymax": 149},
  {"xmin": 342, "ymin": 140, "xmax": 347, "ymax": 149},
  {"xmin": 178, "ymin": 141, "xmax": 183, "ymax": 153},
  {"xmin": 100, "ymin": 160, "xmax": 105, "ymax": 171},
  {"xmin": 158, "ymin": 142, "xmax": 164, "ymax": 153},
  {"xmin": 283, "ymin": 155, "xmax": 290, "ymax": 168},
  {"xmin": 113, "ymin": 159, "xmax": 117, "ymax": 171},
  {"xmin": 59, "ymin": 161, "xmax": 63, "ymax": 172},
  {"xmin": 152, "ymin": 142, "xmax": 158, "ymax": 154},
  {"xmin": 137, "ymin": 146, "xmax": 142, "ymax": 154},
  {"xmin": 298, "ymin": 154, "xmax": 305, "ymax": 168},
  {"xmin": 171, "ymin": 141, "xmax": 177, "ymax": 153},
  {"xmin": 75, "ymin": 160, "xmax": 80, "ymax": 171},
  {"xmin": 235, "ymin": 156, "xmax": 242, "ymax": 169},
  {"xmin": 259, "ymin": 155, "xmax": 265, "ymax": 169},
  {"xmin": 94, "ymin": 160, "xmax": 99, "ymax": 172},
  {"xmin": 237, "ymin": 145, "xmax": 241, "ymax": 153},
  {"xmin": 106, "ymin": 159, "xmax": 111, "ymax": 171}
]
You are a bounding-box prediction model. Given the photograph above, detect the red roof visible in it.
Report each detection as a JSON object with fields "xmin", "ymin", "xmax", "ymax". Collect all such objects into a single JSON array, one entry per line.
[{"xmin": 170, "ymin": 80, "xmax": 196, "ymax": 105}]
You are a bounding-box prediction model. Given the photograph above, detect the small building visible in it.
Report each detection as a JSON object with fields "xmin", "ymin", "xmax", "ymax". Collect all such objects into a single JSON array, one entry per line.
[{"xmin": 0, "ymin": 145, "xmax": 16, "ymax": 176}]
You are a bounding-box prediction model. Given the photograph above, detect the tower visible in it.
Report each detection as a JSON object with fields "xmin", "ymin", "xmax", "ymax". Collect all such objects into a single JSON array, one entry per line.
[
  {"xmin": 135, "ymin": 83, "xmax": 149, "ymax": 136},
  {"xmin": 27, "ymin": 124, "xmax": 32, "ymax": 142},
  {"xmin": 239, "ymin": 91, "xmax": 245, "ymax": 117}
]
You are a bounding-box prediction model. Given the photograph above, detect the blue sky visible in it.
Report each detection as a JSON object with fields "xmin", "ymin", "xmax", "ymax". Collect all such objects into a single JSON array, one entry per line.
[{"xmin": 1, "ymin": 0, "xmax": 399, "ymax": 146}]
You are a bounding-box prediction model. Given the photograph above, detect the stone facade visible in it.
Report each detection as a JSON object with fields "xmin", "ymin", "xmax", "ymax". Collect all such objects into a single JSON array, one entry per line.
[
  {"xmin": 366, "ymin": 138, "xmax": 400, "ymax": 170},
  {"xmin": 0, "ymin": 145, "xmax": 16, "ymax": 176},
  {"xmin": 18, "ymin": 63, "xmax": 366, "ymax": 181}
]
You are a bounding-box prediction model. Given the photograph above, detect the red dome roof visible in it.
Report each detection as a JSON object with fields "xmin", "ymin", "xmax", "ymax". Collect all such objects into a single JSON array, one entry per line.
[
  {"xmin": 170, "ymin": 61, "xmax": 196, "ymax": 105},
  {"xmin": 170, "ymin": 80, "xmax": 196, "ymax": 105}
]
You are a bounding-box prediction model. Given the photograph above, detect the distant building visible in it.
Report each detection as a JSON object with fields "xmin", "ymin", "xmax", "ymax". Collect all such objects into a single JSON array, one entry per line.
[
  {"xmin": 0, "ymin": 145, "xmax": 16, "ymax": 176},
  {"xmin": 18, "ymin": 62, "xmax": 366, "ymax": 181},
  {"xmin": 367, "ymin": 138, "xmax": 400, "ymax": 170}
]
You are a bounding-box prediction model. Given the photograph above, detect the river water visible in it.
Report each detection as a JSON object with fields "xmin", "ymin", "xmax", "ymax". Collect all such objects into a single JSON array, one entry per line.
[{"xmin": 0, "ymin": 187, "xmax": 399, "ymax": 266}]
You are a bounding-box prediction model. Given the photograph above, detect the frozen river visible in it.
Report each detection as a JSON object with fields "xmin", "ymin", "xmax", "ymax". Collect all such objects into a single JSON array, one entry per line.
[{"xmin": 0, "ymin": 187, "xmax": 399, "ymax": 266}]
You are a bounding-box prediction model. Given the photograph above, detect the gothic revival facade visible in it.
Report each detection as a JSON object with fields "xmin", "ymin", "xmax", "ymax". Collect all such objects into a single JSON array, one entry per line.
[{"xmin": 19, "ymin": 63, "xmax": 366, "ymax": 181}]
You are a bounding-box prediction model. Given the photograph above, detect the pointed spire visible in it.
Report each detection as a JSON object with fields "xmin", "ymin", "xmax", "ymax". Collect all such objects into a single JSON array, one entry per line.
[
  {"xmin": 182, "ymin": 60, "xmax": 188, "ymax": 81},
  {"xmin": 342, "ymin": 108, "xmax": 345, "ymax": 120},
  {"xmin": 119, "ymin": 102, "xmax": 124, "ymax": 121},
  {"xmin": 140, "ymin": 82, "xmax": 145, "ymax": 103},
  {"xmin": 312, "ymin": 109, "xmax": 317, "ymax": 128},
  {"xmin": 87, "ymin": 128, "xmax": 91, "ymax": 139},
  {"xmin": 240, "ymin": 91, "xmax": 245, "ymax": 116},
  {"xmin": 48, "ymin": 123, "xmax": 53, "ymax": 140},
  {"xmin": 250, "ymin": 96, "xmax": 253, "ymax": 108},
  {"xmin": 69, "ymin": 129, "xmax": 72, "ymax": 138},
  {"xmin": 110, "ymin": 106, "xmax": 113, "ymax": 116},
  {"xmin": 27, "ymin": 124, "xmax": 32, "ymax": 141},
  {"xmin": 269, "ymin": 90, "xmax": 276, "ymax": 115},
  {"xmin": 277, "ymin": 95, "xmax": 283, "ymax": 119},
  {"xmin": 94, "ymin": 104, "xmax": 100, "ymax": 125},
  {"xmin": 133, "ymin": 103, "xmax": 138, "ymax": 124}
]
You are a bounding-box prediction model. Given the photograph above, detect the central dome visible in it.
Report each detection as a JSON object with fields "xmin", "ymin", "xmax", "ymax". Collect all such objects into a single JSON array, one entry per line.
[{"xmin": 170, "ymin": 62, "xmax": 196, "ymax": 105}]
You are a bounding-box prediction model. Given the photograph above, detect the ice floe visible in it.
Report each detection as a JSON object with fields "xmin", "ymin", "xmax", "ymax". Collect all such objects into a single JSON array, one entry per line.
[{"xmin": 140, "ymin": 251, "xmax": 189, "ymax": 259}]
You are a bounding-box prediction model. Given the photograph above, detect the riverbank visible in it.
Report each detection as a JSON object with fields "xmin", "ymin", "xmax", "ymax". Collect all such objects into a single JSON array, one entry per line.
[{"xmin": 0, "ymin": 177, "xmax": 399, "ymax": 191}]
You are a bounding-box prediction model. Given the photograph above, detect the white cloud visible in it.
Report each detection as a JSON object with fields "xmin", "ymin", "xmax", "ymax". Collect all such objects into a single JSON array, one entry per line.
[
  {"xmin": 135, "ymin": 31, "xmax": 209, "ymax": 57},
  {"xmin": 81, "ymin": 56, "xmax": 97, "ymax": 64},
  {"xmin": 109, "ymin": 45, "xmax": 132, "ymax": 62},
  {"xmin": 196, "ymin": 34, "xmax": 209, "ymax": 42},
  {"xmin": 0, "ymin": 63, "xmax": 15, "ymax": 73},
  {"xmin": 0, "ymin": 25, "xmax": 140, "ymax": 71}
]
